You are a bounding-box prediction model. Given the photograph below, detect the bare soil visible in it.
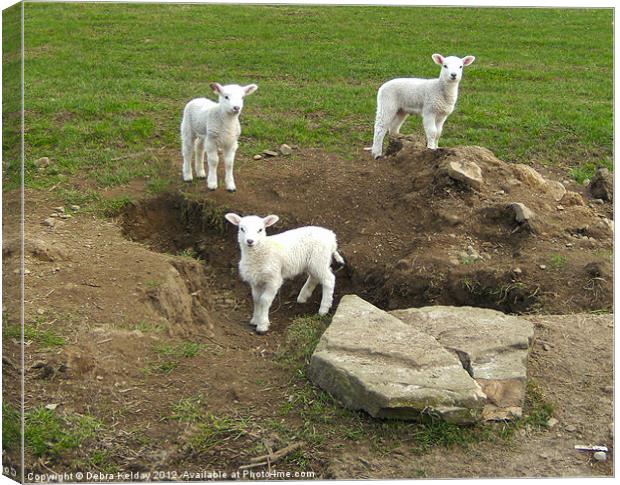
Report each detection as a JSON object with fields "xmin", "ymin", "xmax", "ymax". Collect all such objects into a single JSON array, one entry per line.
[{"xmin": 2, "ymin": 141, "xmax": 613, "ymax": 478}]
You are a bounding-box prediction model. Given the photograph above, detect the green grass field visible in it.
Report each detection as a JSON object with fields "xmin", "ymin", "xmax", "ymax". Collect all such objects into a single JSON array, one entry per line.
[{"xmin": 2, "ymin": 3, "xmax": 613, "ymax": 195}]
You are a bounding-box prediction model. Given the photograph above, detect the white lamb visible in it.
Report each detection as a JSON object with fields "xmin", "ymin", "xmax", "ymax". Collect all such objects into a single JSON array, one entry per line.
[
  {"xmin": 224, "ymin": 213, "xmax": 345, "ymax": 334},
  {"xmin": 181, "ymin": 82, "xmax": 258, "ymax": 191},
  {"xmin": 371, "ymin": 54, "xmax": 475, "ymax": 159}
]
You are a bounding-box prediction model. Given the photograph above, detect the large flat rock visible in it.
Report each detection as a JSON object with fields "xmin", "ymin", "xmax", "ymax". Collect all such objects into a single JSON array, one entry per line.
[
  {"xmin": 308, "ymin": 295, "xmax": 486, "ymax": 423},
  {"xmin": 390, "ymin": 306, "xmax": 534, "ymax": 420}
]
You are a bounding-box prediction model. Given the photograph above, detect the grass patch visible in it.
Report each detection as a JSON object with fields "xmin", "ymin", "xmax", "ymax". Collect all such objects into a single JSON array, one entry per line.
[
  {"xmin": 146, "ymin": 177, "xmax": 171, "ymax": 194},
  {"xmin": 13, "ymin": 4, "xmax": 611, "ymax": 195},
  {"xmin": 2, "ymin": 403, "xmax": 21, "ymax": 452},
  {"xmin": 569, "ymin": 158, "xmax": 613, "ymax": 184},
  {"xmin": 94, "ymin": 195, "xmax": 134, "ymax": 217},
  {"xmin": 170, "ymin": 395, "xmax": 206, "ymax": 423},
  {"xmin": 187, "ymin": 414, "xmax": 252, "ymax": 452},
  {"xmin": 4, "ymin": 322, "xmax": 65, "ymax": 348},
  {"xmin": 144, "ymin": 341, "xmax": 202, "ymax": 374},
  {"xmin": 549, "ymin": 253, "xmax": 568, "ymax": 270},
  {"xmin": 25, "ymin": 407, "xmax": 102, "ymax": 459},
  {"xmin": 275, "ymin": 314, "xmax": 329, "ymax": 375}
]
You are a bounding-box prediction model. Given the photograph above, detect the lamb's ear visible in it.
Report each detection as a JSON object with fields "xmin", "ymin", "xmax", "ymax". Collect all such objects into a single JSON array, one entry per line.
[
  {"xmin": 225, "ymin": 213, "xmax": 242, "ymax": 226},
  {"xmin": 210, "ymin": 82, "xmax": 223, "ymax": 94},
  {"xmin": 432, "ymin": 53, "xmax": 445, "ymax": 65},
  {"xmin": 462, "ymin": 55, "xmax": 475, "ymax": 66},
  {"xmin": 263, "ymin": 215, "xmax": 279, "ymax": 227},
  {"xmin": 243, "ymin": 84, "xmax": 258, "ymax": 96}
]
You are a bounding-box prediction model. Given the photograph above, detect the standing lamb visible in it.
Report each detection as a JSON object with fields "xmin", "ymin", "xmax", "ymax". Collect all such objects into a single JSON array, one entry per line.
[
  {"xmin": 371, "ymin": 54, "xmax": 475, "ymax": 159},
  {"xmin": 224, "ymin": 213, "xmax": 345, "ymax": 335},
  {"xmin": 181, "ymin": 82, "xmax": 258, "ymax": 191}
]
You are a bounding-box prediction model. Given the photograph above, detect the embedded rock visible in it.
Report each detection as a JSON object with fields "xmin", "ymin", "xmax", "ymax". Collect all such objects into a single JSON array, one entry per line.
[
  {"xmin": 308, "ymin": 295, "xmax": 486, "ymax": 423},
  {"xmin": 446, "ymin": 160, "xmax": 483, "ymax": 189}
]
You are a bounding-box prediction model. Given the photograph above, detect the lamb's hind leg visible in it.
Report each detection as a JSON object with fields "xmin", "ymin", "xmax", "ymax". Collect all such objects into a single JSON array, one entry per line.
[
  {"xmin": 389, "ymin": 110, "xmax": 408, "ymax": 136},
  {"xmin": 181, "ymin": 121, "xmax": 194, "ymax": 182},
  {"xmin": 317, "ymin": 271, "xmax": 336, "ymax": 316},
  {"xmin": 194, "ymin": 138, "xmax": 207, "ymax": 179},
  {"xmin": 297, "ymin": 275, "xmax": 319, "ymax": 304}
]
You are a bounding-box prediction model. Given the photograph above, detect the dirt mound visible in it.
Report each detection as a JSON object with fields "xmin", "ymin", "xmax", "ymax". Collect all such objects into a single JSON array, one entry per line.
[{"xmin": 122, "ymin": 139, "xmax": 612, "ymax": 315}]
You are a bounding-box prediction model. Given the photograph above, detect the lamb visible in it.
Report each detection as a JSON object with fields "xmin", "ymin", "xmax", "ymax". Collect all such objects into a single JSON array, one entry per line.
[
  {"xmin": 224, "ymin": 213, "xmax": 345, "ymax": 334},
  {"xmin": 371, "ymin": 54, "xmax": 475, "ymax": 159},
  {"xmin": 181, "ymin": 82, "xmax": 258, "ymax": 191}
]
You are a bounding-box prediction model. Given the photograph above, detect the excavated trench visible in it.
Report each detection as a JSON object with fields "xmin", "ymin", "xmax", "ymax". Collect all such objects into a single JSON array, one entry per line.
[{"xmin": 120, "ymin": 191, "xmax": 541, "ymax": 322}]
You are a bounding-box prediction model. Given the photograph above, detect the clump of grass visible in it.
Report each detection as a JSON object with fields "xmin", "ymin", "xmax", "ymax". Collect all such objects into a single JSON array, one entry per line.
[
  {"xmin": 275, "ymin": 315, "xmax": 328, "ymax": 375},
  {"xmin": 25, "ymin": 407, "xmax": 102, "ymax": 458},
  {"xmin": 170, "ymin": 395, "xmax": 206, "ymax": 422},
  {"xmin": 4, "ymin": 323, "xmax": 65, "ymax": 348},
  {"xmin": 187, "ymin": 414, "xmax": 252, "ymax": 452},
  {"xmin": 2, "ymin": 403, "xmax": 22, "ymax": 452},
  {"xmin": 549, "ymin": 253, "xmax": 568, "ymax": 270},
  {"xmin": 133, "ymin": 320, "xmax": 167, "ymax": 333},
  {"xmin": 145, "ymin": 341, "xmax": 202, "ymax": 374},
  {"xmin": 146, "ymin": 177, "xmax": 170, "ymax": 194},
  {"xmin": 569, "ymin": 159, "xmax": 613, "ymax": 184},
  {"xmin": 94, "ymin": 195, "xmax": 133, "ymax": 217}
]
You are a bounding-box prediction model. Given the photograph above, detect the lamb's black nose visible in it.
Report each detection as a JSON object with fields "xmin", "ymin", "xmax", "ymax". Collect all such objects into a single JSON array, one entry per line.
[
  {"xmin": 450, "ymin": 73, "xmax": 457, "ymax": 79},
  {"xmin": 246, "ymin": 239, "xmax": 255, "ymax": 246}
]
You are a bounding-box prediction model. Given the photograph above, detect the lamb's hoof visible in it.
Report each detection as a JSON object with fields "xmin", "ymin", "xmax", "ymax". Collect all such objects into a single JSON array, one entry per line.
[
  {"xmin": 318, "ymin": 309, "xmax": 329, "ymax": 317},
  {"xmin": 183, "ymin": 176, "xmax": 193, "ymax": 182},
  {"xmin": 207, "ymin": 186, "xmax": 217, "ymax": 191},
  {"xmin": 196, "ymin": 174, "xmax": 207, "ymax": 179},
  {"xmin": 255, "ymin": 329, "xmax": 268, "ymax": 335},
  {"xmin": 297, "ymin": 297, "xmax": 308, "ymax": 304},
  {"xmin": 226, "ymin": 188, "xmax": 236, "ymax": 193}
]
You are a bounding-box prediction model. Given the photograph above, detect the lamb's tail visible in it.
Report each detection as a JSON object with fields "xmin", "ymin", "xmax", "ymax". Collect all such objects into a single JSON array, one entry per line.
[{"xmin": 332, "ymin": 250, "xmax": 346, "ymax": 269}]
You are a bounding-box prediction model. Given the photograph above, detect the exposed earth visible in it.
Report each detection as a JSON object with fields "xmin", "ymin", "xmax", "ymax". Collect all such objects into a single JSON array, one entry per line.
[{"xmin": 2, "ymin": 141, "xmax": 613, "ymax": 479}]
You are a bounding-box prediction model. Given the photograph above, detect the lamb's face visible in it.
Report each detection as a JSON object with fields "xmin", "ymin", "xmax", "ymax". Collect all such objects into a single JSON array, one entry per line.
[
  {"xmin": 210, "ymin": 83, "xmax": 259, "ymax": 116},
  {"xmin": 224, "ymin": 213, "xmax": 279, "ymax": 249},
  {"xmin": 432, "ymin": 54, "xmax": 475, "ymax": 83}
]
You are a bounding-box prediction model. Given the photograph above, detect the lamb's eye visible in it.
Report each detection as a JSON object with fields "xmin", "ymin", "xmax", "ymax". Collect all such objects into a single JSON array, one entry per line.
[
  {"xmin": 258, "ymin": 228, "xmax": 263, "ymax": 233},
  {"xmin": 224, "ymin": 95, "xmax": 229, "ymax": 100},
  {"xmin": 443, "ymin": 65, "xmax": 447, "ymax": 68},
  {"xmin": 240, "ymin": 227, "xmax": 245, "ymax": 232},
  {"xmin": 459, "ymin": 66, "xmax": 463, "ymax": 69}
]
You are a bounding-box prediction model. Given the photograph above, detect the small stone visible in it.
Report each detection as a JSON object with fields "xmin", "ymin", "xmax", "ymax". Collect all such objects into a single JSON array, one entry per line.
[
  {"xmin": 583, "ymin": 178, "xmax": 590, "ymax": 186},
  {"xmin": 556, "ymin": 205, "xmax": 564, "ymax": 211},
  {"xmin": 565, "ymin": 424, "xmax": 577, "ymax": 432},
  {"xmin": 592, "ymin": 198, "xmax": 605, "ymax": 205},
  {"xmin": 546, "ymin": 417, "xmax": 559, "ymax": 428},
  {"xmin": 96, "ymin": 375, "xmax": 104, "ymax": 381},
  {"xmin": 593, "ymin": 451, "xmax": 607, "ymax": 462},
  {"xmin": 543, "ymin": 343, "xmax": 551, "ymax": 351},
  {"xmin": 59, "ymin": 214, "xmax": 72, "ymax": 219},
  {"xmin": 35, "ymin": 157, "xmax": 50, "ymax": 168},
  {"xmin": 602, "ymin": 385, "xmax": 613, "ymax": 394},
  {"xmin": 494, "ymin": 190, "xmax": 505, "ymax": 196},
  {"xmin": 539, "ymin": 265, "xmax": 547, "ymax": 270},
  {"xmin": 36, "ymin": 308, "xmax": 45, "ymax": 315},
  {"xmin": 279, "ymin": 143, "xmax": 293, "ymax": 156},
  {"xmin": 589, "ymin": 167, "xmax": 613, "ymax": 202},
  {"xmin": 70, "ymin": 205, "xmax": 80, "ymax": 211},
  {"xmin": 50, "ymin": 213, "xmax": 59, "ymax": 218},
  {"xmin": 513, "ymin": 267, "xmax": 522, "ymax": 274},
  {"xmin": 565, "ymin": 243, "xmax": 573, "ymax": 247},
  {"xmin": 253, "ymin": 154, "xmax": 263, "ymax": 160},
  {"xmin": 446, "ymin": 160, "xmax": 483, "ymax": 189},
  {"xmin": 263, "ymin": 150, "xmax": 279, "ymax": 157},
  {"xmin": 42, "ymin": 218, "xmax": 57, "ymax": 227},
  {"xmin": 53, "ymin": 206, "xmax": 65, "ymax": 213},
  {"xmin": 45, "ymin": 403, "xmax": 59, "ymax": 411},
  {"xmin": 510, "ymin": 202, "xmax": 535, "ymax": 223}
]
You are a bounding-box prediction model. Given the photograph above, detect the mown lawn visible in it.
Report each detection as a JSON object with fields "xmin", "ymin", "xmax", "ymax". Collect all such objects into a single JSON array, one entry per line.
[{"xmin": 2, "ymin": 3, "xmax": 612, "ymax": 194}]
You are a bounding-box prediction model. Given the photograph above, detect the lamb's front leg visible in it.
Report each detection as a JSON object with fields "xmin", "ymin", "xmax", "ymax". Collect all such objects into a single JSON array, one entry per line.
[
  {"xmin": 249, "ymin": 283, "xmax": 262, "ymax": 327},
  {"xmin": 435, "ymin": 115, "xmax": 448, "ymax": 149},
  {"xmin": 222, "ymin": 141, "xmax": 238, "ymax": 192},
  {"xmin": 255, "ymin": 280, "xmax": 281, "ymax": 335},
  {"xmin": 423, "ymin": 112, "xmax": 439, "ymax": 150},
  {"xmin": 205, "ymin": 138, "xmax": 220, "ymax": 190}
]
